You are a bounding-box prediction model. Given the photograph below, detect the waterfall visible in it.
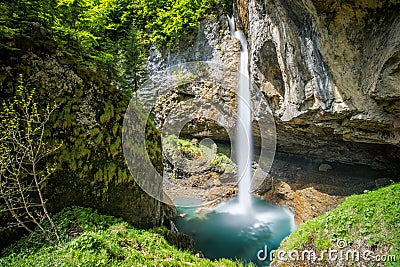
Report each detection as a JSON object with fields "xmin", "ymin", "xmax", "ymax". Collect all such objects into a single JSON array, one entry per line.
[{"xmin": 228, "ymin": 16, "xmax": 254, "ymax": 212}]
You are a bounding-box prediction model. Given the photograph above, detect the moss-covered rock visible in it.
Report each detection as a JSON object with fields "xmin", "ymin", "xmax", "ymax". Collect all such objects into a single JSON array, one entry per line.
[{"xmin": 0, "ymin": 22, "xmax": 173, "ymax": 248}]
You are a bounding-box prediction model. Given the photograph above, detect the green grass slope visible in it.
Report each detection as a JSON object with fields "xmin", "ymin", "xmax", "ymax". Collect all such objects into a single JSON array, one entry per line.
[
  {"xmin": 0, "ymin": 207, "xmax": 240, "ymax": 267},
  {"xmin": 272, "ymin": 183, "xmax": 400, "ymax": 266}
]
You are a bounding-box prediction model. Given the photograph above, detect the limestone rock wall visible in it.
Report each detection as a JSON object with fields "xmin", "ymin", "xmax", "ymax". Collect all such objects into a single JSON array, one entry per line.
[
  {"xmin": 146, "ymin": 3, "xmax": 400, "ymax": 172},
  {"xmin": 145, "ymin": 14, "xmax": 240, "ymax": 140},
  {"xmin": 240, "ymin": 0, "xmax": 400, "ymax": 169}
]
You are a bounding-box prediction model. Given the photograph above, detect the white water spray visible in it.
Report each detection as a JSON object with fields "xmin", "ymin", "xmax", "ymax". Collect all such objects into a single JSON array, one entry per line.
[{"xmin": 228, "ymin": 16, "xmax": 253, "ymax": 212}]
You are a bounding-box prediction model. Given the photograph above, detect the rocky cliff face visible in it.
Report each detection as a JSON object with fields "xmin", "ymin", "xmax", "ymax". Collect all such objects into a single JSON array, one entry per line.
[
  {"xmin": 238, "ymin": 0, "xmax": 400, "ymax": 169},
  {"xmin": 147, "ymin": 1, "xmax": 400, "ymax": 172},
  {"xmin": 0, "ymin": 25, "xmax": 173, "ymax": 248}
]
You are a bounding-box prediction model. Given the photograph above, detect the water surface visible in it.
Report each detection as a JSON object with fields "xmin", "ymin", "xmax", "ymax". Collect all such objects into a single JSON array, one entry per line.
[{"xmin": 174, "ymin": 196, "xmax": 295, "ymax": 266}]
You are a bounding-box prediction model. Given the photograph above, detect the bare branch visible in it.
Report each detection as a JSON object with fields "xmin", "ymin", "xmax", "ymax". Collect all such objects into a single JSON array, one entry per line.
[{"xmin": 0, "ymin": 76, "xmax": 61, "ymax": 247}]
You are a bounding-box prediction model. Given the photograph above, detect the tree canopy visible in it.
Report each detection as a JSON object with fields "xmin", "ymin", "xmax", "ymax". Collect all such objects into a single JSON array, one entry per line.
[{"xmin": 1, "ymin": 0, "xmax": 227, "ymax": 90}]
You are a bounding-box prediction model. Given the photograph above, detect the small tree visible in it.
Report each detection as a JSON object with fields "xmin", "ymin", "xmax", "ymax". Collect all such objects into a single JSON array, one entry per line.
[{"xmin": 0, "ymin": 74, "xmax": 61, "ymax": 247}]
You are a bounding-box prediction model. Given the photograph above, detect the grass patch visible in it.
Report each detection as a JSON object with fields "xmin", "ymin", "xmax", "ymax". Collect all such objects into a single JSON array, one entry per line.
[
  {"xmin": 0, "ymin": 206, "xmax": 241, "ymax": 266},
  {"xmin": 279, "ymin": 183, "xmax": 400, "ymax": 263}
]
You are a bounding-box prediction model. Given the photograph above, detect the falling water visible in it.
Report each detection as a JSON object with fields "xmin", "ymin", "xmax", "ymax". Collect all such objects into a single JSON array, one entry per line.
[
  {"xmin": 173, "ymin": 24, "xmax": 295, "ymax": 263},
  {"xmin": 228, "ymin": 16, "xmax": 253, "ymax": 212}
]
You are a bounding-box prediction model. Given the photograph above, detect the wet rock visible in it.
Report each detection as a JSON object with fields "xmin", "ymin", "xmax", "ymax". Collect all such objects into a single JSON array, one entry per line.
[
  {"xmin": 261, "ymin": 180, "xmax": 342, "ymax": 225},
  {"xmin": 318, "ymin": 163, "xmax": 332, "ymax": 172},
  {"xmin": 258, "ymin": 152, "xmax": 391, "ymax": 225},
  {"xmin": 195, "ymin": 252, "xmax": 205, "ymax": 258},
  {"xmin": 375, "ymin": 178, "xmax": 392, "ymax": 188},
  {"xmin": 191, "ymin": 138, "xmax": 199, "ymax": 146},
  {"xmin": 159, "ymin": 221, "xmax": 195, "ymax": 252}
]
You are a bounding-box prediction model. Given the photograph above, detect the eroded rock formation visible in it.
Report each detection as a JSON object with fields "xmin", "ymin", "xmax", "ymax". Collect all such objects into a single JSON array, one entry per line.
[
  {"xmin": 239, "ymin": 0, "xmax": 400, "ymax": 169},
  {"xmin": 147, "ymin": 1, "xmax": 400, "ymax": 172}
]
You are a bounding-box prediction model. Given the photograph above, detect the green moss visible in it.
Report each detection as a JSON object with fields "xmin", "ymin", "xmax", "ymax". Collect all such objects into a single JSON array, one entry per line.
[
  {"xmin": 73, "ymin": 127, "xmax": 80, "ymax": 136},
  {"xmin": 117, "ymin": 169, "xmax": 129, "ymax": 185},
  {"xmin": 145, "ymin": 119, "xmax": 163, "ymax": 175},
  {"xmin": 110, "ymin": 137, "xmax": 121, "ymax": 157},
  {"xmin": 57, "ymin": 149, "xmax": 70, "ymax": 163},
  {"xmin": 105, "ymin": 163, "xmax": 117, "ymax": 181},
  {"xmin": 212, "ymin": 153, "xmax": 235, "ymax": 173},
  {"xmin": 94, "ymin": 169, "xmax": 104, "ymax": 183},
  {"xmin": 72, "ymin": 104, "xmax": 79, "ymax": 111},
  {"xmin": 89, "ymin": 127, "xmax": 100, "ymax": 136},
  {"xmin": 112, "ymin": 123, "xmax": 119, "ymax": 136},
  {"xmin": 94, "ymin": 131, "xmax": 104, "ymax": 145},
  {"xmin": 100, "ymin": 102, "xmax": 114, "ymax": 124},
  {"xmin": 75, "ymin": 88, "xmax": 84, "ymax": 98},
  {"xmin": 78, "ymin": 148, "xmax": 91, "ymax": 159},
  {"xmin": 69, "ymin": 160, "xmax": 77, "ymax": 171}
]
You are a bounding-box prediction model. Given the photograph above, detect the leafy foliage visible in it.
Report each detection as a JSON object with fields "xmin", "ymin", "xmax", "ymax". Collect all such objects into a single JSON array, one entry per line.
[
  {"xmin": 52, "ymin": 0, "xmax": 118, "ymax": 62},
  {"xmin": 1, "ymin": 0, "xmax": 225, "ymax": 89},
  {"xmin": 140, "ymin": 0, "xmax": 215, "ymax": 45}
]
